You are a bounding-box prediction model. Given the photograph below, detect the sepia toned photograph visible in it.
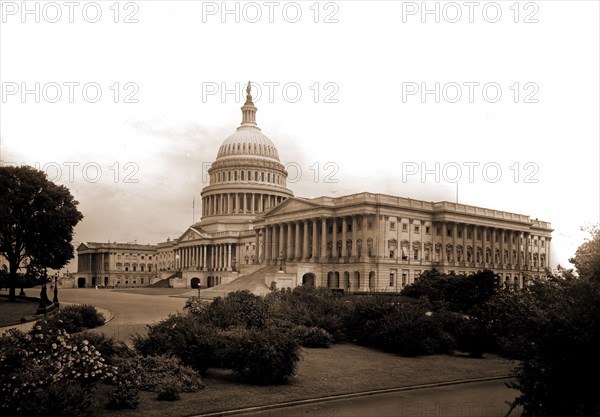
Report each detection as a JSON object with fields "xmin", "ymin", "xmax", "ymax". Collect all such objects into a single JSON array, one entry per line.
[{"xmin": 1, "ymin": 1, "xmax": 599, "ymax": 416}]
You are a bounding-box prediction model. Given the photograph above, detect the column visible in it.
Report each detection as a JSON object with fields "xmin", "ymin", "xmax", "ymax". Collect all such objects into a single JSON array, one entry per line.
[
  {"xmin": 517, "ymin": 232, "xmax": 523, "ymax": 268},
  {"xmin": 362, "ymin": 216, "xmax": 368, "ymax": 259},
  {"xmin": 235, "ymin": 193, "xmax": 240, "ymax": 213},
  {"xmin": 341, "ymin": 217, "xmax": 348, "ymax": 258},
  {"xmin": 524, "ymin": 232, "xmax": 529, "ymax": 269},
  {"xmin": 312, "ymin": 219, "xmax": 319, "ymax": 260},
  {"xmin": 255, "ymin": 231, "xmax": 260, "ymax": 263},
  {"xmin": 351, "ymin": 216, "xmax": 358, "ymax": 258},
  {"xmin": 490, "ymin": 228, "xmax": 495, "ymax": 265},
  {"xmin": 483, "ymin": 227, "xmax": 488, "ymax": 265},
  {"xmin": 251, "ymin": 194, "xmax": 255, "ymax": 214},
  {"xmin": 332, "ymin": 218, "xmax": 338, "ymax": 258},
  {"xmin": 279, "ymin": 223, "xmax": 285, "ymax": 259},
  {"xmin": 295, "ymin": 221, "xmax": 301, "ymax": 260},
  {"xmin": 212, "ymin": 195, "xmax": 216, "ymax": 216},
  {"xmin": 286, "ymin": 223, "xmax": 293, "ymax": 261},
  {"xmin": 303, "ymin": 220, "xmax": 309, "ymax": 261},
  {"xmin": 265, "ymin": 226, "xmax": 271, "ymax": 263},
  {"xmin": 321, "ymin": 218, "xmax": 327, "ymax": 260},
  {"xmin": 508, "ymin": 230, "xmax": 513, "ymax": 266},
  {"xmin": 227, "ymin": 244, "xmax": 232, "ymax": 270},
  {"xmin": 452, "ymin": 223, "xmax": 458, "ymax": 263},
  {"xmin": 272, "ymin": 224, "xmax": 279, "ymax": 261},
  {"xmin": 441, "ymin": 222, "xmax": 447, "ymax": 263},
  {"xmin": 462, "ymin": 224, "xmax": 467, "ymax": 263}
]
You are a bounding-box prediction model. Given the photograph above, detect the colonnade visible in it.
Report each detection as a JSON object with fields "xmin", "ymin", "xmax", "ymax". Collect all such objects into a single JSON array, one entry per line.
[
  {"xmin": 202, "ymin": 193, "xmax": 286, "ymax": 216},
  {"xmin": 259, "ymin": 215, "xmax": 370, "ymax": 264},
  {"xmin": 433, "ymin": 222, "xmax": 550, "ymax": 270},
  {"xmin": 174, "ymin": 243, "xmax": 236, "ymax": 272}
]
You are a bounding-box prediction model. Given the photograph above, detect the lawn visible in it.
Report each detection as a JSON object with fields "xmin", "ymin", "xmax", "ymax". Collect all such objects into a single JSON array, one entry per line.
[
  {"xmin": 0, "ymin": 295, "xmax": 40, "ymax": 326},
  {"xmin": 94, "ymin": 344, "xmax": 516, "ymax": 417}
]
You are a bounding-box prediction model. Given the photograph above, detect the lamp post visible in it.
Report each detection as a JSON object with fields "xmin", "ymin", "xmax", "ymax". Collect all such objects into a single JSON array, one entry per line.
[{"xmin": 53, "ymin": 272, "xmax": 59, "ymax": 308}]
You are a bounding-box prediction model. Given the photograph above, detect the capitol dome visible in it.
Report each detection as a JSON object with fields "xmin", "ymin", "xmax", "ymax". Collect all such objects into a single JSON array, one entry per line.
[
  {"xmin": 200, "ymin": 82, "xmax": 293, "ymax": 222},
  {"xmin": 216, "ymin": 126, "xmax": 280, "ymax": 161}
]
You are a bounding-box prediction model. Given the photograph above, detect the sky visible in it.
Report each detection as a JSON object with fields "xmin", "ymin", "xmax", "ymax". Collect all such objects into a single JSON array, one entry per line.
[{"xmin": 1, "ymin": 0, "xmax": 599, "ymax": 274}]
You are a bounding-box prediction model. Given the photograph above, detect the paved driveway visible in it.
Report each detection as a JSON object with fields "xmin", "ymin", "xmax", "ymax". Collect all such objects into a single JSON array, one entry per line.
[{"xmin": 58, "ymin": 288, "xmax": 188, "ymax": 343}]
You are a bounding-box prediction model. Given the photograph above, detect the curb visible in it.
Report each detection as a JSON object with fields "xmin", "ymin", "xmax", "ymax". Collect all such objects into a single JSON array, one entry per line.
[{"xmin": 191, "ymin": 375, "xmax": 513, "ymax": 417}]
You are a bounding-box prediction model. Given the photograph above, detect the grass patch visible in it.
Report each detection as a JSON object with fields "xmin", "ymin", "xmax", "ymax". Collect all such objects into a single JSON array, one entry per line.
[
  {"xmin": 0, "ymin": 296, "xmax": 39, "ymax": 326},
  {"xmin": 93, "ymin": 344, "xmax": 516, "ymax": 417}
]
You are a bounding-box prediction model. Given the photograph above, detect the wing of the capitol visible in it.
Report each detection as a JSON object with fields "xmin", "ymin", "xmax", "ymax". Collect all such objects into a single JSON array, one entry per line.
[{"xmin": 74, "ymin": 83, "xmax": 553, "ymax": 294}]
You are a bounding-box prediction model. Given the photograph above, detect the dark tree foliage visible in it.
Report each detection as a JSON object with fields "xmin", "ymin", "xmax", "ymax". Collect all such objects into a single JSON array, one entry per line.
[
  {"xmin": 400, "ymin": 269, "xmax": 498, "ymax": 313},
  {"xmin": 507, "ymin": 279, "xmax": 600, "ymax": 417},
  {"xmin": 0, "ymin": 166, "xmax": 83, "ymax": 301},
  {"xmin": 569, "ymin": 224, "xmax": 600, "ymax": 282}
]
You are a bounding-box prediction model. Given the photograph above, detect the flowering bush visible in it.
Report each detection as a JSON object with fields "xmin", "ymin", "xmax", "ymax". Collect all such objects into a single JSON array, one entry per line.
[
  {"xmin": 183, "ymin": 296, "xmax": 210, "ymax": 316},
  {"xmin": 0, "ymin": 325, "xmax": 116, "ymax": 415}
]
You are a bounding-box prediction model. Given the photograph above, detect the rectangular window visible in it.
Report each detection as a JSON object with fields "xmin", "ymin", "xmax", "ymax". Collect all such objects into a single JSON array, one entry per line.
[
  {"xmin": 486, "ymin": 234, "xmax": 491, "ymax": 241},
  {"xmin": 401, "ymin": 273, "xmax": 407, "ymax": 286},
  {"xmin": 389, "ymin": 273, "xmax": 394, "ymax": 287},
  {"xmin": 413, "ymin": 249, "xmax": 419, "ymax": 260},
  {"xmin": 402, "ymin": 223, "xmax": 408, "ymax": 232},
  {"xmin": 458, "ymin": 230, "xmax": 462, "ymax": 238},
  {"xmin": 477, "ymin": 231, "xmax": 482, "ymax": 240},
  {"xmin": 467, "ymin": 229, "xmax": 472, "ymax": 239},
  {"xmin": 367, "ymin": 220, "xmax": 373, "ymax": 230},
  {"xmin": 425, "ymin": 226, "xmax": 430, "ymax": 234},
  {"xmin": 436, "ymin": 226, "xmax": 442, "ymax": 236},
  {"xmin": 447, "ymin": 229, "xmax": 452, "ymax": 237},
  {"xmin": 415, "ymin": 225, "xmax": 420, "ymax": 233},
  {"xmin": 541, "ymin": 240, "xmax": 545, "ymax": 247},
  {"xmin": 390, "ymin": 222, "xmax": 396, "ymax": 231}
]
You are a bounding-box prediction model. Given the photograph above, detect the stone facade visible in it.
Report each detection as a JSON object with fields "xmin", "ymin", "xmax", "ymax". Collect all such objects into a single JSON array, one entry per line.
[
  {"xmin": 76, "ymin": 83, "xmax": 552, "ymax": 290},
  {"xmin": 75, "ymin": 242, "xmax": 159, "ymax": 288}
]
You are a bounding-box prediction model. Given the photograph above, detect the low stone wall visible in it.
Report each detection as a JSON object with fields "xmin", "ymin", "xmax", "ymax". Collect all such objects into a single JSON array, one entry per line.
[{"xmin": 265, "ymin": 272, "xmax": 296, "ymax": 290}]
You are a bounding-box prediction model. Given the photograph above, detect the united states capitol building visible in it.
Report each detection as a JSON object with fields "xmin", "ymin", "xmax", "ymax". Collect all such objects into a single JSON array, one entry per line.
[{"xmin": 75, "ymin": 84, "xmax": 553, "ymax": 294}]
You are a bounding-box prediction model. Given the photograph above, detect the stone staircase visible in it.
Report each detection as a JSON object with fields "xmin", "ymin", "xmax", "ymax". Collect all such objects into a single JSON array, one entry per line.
[{"xmin": 181, "ymin": 265, "xmax": 279, "ymax": 300}]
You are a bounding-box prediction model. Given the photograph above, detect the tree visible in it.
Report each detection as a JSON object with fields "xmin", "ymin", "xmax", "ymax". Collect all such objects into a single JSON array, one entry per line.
[
  {"xmin": 569, "ymin": 225, "xmax": 600, "ymax": 281},
  {"xmin": 0, "ymin": 166, "xmax": 83, "ymax": 301}
]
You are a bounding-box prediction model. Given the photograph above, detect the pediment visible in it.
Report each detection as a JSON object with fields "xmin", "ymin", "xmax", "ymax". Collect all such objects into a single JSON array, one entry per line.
[
  {"xmin": 177, "ymin": 227, "xmax": 209, "ymax": 242},
  {"xmin": 263, "ymin": 197, "xmax": 321, "ymax": 218}
]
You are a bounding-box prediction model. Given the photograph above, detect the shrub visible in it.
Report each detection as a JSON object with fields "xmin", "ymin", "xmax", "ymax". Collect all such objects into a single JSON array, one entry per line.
[
  {"xmin": 184, "ymin": 296, "xmax": 210, "ymax": 315},
  {"xmin": 106, "ymin": 381, "xmax": 139, "ymax": 410},
  {"xmin": 17, "ymin": 380, "xmax": 96, "ymax": 417},
  {"xmin": 38, "ymin": 304, "xmax": 105, "ymax": 334},
  {"xmin": 156, "ymin": 377, "xmax": 182, "ymax": 401},
  {"xmin": 71, "ymin": 331, "xmax": 133, "ymax": 364},
  {"xmin": 0, "ymin": 326, "xmax": 116, "ymax": 415},
  {"xmin": 292, "ymin": 326, "xmax": 333, "ymax": 348},
  {"xmin": 223, "ymin": 326, "xmax": 301, "ymax": 384},
  {"xmin": 133, "ymin": 315, "xmax": 219, "ymax": 376},
  {"xmin": 208, "ymin": 290, "xmax": 269, "ymax": 329}
]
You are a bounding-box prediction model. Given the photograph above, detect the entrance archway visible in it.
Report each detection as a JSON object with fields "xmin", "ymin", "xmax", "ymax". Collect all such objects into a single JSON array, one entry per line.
[
  {"xmin": 191, "ymin": 277, "xmax": 200, "ymax": 288},
  {"xmin": 302, "ymin": 273, "xmax": 315, "ymax": 286},
  {"xmin": 77, "ymin": 277, "xmax": 86, "ymax": 288},
  {"xmin": 91, "ymin": 277, "xmax": 97, "ymax": 286}
]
